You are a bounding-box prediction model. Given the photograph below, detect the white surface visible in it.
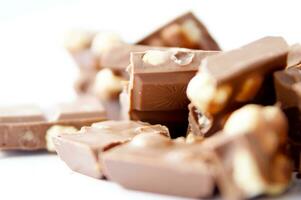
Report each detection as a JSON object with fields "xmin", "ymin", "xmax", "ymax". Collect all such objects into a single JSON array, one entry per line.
[{"xmin": 0, "ymin": 0, "xmax": 301, "ymax": 199}]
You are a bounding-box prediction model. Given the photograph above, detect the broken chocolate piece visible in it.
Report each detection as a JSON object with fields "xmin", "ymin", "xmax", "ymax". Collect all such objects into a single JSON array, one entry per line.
[
  {"xmin": 203, "ymin": 105, "xmax": 291, "ymax": 200},
  {"xmin": 122, "ymin": 49, "xmax": 217, "ymax": 137},
  {"xmin": 54, "ymin": 121, "xmax": 169, "ymax": 178},
  {"xmin": 0, "ymin": 97, "xmax": 106, "ymax": 151},
  {"xmin": 187, "ymin": 36, "xmax": 288, "ymax": 123},
  {"xmin": 137, "ymin": 12, "xmax": 220, "ymax": 50},
  {"xmin": 103, "ymin": 132, "xmax": 215, "ymax": 198},
  {"xmin": 287, "ymin": 44, "xmax": 301, "ymax": 69}
]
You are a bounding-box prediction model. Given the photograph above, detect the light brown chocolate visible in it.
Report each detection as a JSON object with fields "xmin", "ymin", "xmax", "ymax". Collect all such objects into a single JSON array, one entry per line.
[
  {"xmin": 0, "ymin": 97, "xmax": 106, "ymax": 151},
  {"xmin": 54, "ymin": 121, "xmax": 169, "ymax": 178},
  {"xmin": 137, "ymin": 12, "xmax": 220, "ymax": 50},
  {"xmin": 122, "ymin": 49, "xmax": 218, "ymax": 137},
  {"xmin": 103, "ymin": 132, "xmax": 215, "ymax": 198}
]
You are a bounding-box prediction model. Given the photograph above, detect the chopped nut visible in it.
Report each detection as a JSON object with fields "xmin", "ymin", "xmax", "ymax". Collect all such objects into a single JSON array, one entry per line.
[
  {"xmin": 187, "ymin": 72, "xmax": 232, "ymax": 114},
  {"xmin": 142, "ymin": 50, "xmax": 170, "ymax": 65},
  {"xmin": 91, "ymin": 32, "xmax": 124, "ymax": 56},
  {"xmin": 46, "ymin": 125, "xmax": 78, "ymax": 152},
  {"xmin": 130, "ymin": 132, "xmax": 171, "ymax": 148},
  {"xmin": 92, "ymin": 68, "xmax": 124, "ymax": 101},
  {"xmin": 64, "ymin": 30, "xmax": 95, "ymax": 52},
  {"xmin": 232, "ymin": 148, "xmax": 266, "ymax": 198},
  {"xmin": 235, "ymin": 74, "xmax": 263, "ymax": 102},
  {"xmin": 19, "ymin": 131, "xmax": 39, "ymax": 148},
  {"xmin": 181, "ymin": 19, "xmax": 202, "ymax": 44}
]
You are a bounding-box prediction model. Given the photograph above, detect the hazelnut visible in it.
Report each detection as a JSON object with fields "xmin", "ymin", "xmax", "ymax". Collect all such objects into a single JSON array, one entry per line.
[
  {"xmin": 235, "ymin": 74, "xmax": 263, "ymax": 102},
  {"xmin": 224, "ymin": 104, "xmax": 264, "ymax": 136},
  {"xmin": 263, "ymin": 106, "xmax": 288, "ymax": 146},
  {"xmin": 46, "ymin": 125, "xmax": 78, "ymax": 152},
  {"xmin": 142, "ymin": 50, "xmax": 170, "ymax": 65},
  {"xmin": 181, "ymin": 19, "xmax": 202, "ymax": 44},
  {"xmin": 187, "ymin": 72, "xmax": 232, "ymax": 114},
  {"xmin": 64, "ymin": 30, "xmax": 94, "ymax": 52},
  {"xmin": 92, "ymin": 68, "xmax": 124, "ymax": 101},
  {"xmin": 19, "ymin": 131, "xmax": 39, "ymax": 148},
  {"xmin": 232, "ymin": 148, "xmax": 266, "ymax": 198},
  {"xmin": 130, "ymin": 132, "xmax": 171, "ymax": 148},
  {"xmin": 91, "ymin": 32, "xmax": 124, "ymax": 56}
]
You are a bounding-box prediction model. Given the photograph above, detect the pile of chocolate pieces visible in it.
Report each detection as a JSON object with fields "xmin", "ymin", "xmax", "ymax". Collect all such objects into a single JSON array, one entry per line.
[{"xmin": 1, "ymin": 12, "xmax": 301, "ymax": 200}]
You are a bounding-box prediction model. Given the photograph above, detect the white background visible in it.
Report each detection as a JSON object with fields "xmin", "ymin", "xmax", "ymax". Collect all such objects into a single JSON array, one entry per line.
[{"xmin": 0, "ymin": 0, "xmax": 301, "ymax": 199}]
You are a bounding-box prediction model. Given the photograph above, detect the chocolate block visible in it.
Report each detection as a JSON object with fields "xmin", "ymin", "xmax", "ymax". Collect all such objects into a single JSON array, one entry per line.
[
  {"xmin": 0, "ymin": 97, "xmax": 106, "ymax": 151},
  {"xmin": 187, "ymin": 37, "xmax": 288, "ymax": 136},
  {"xmin": 122, "ymin": 49, "xmax": 218, "ymax": 137},
  {"xmin": 103, "ymin": 132, "xmax": 215, "ymax": 198},
  {"xmin": 287, "ymin": 44, "xmax": 301, "ymax": 69},
  {"xmin": 203, "ymin": 105, "xmax": 291, "ymax": 200},
  {"xmin": 137, "ymin": 12, "xmax": 220, "ymax": 50},
  {"xmin": 274, "ymin": 68, "xmax": 301, "ymax": 171},
  {"xmin": 54, "ymin": 121, "xmax": 169, "ymax": 178}
]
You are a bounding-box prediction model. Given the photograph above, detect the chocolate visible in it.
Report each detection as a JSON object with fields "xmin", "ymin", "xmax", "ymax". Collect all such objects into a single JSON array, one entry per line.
[
  {"xmin": 287, "ymin": 44, "xmax": 301, "ymax": 69},
  {"xmin": 0, "ymin": 97, "xmax": 106, "ymax": 151},
  {"xmin": 122, "ymin": 49, "xmax": 218, "ymax": 137},
  {"xmin": 54, "ymin": 121, "xmax": 169, "ymax": 178},
  {"xmin": 274, "ymin": 68, "xmax": 301, "ymax": 171},
  {"xmin": 137, "ymin": 12, "xmax": 220, "ymax": 50},
  {"xmin": 103, "ymin": 132, "xmax": 215, "ymax": 198},
  {"xmin": 187, "ymin": 103, "xmax": 230, "ymax": 137},
  {"xmin": 187, "ymin": 37, "xmax": 288, "ymax": 137},
  {"xmin": 203, "ymin": 105, "xmax": 291, "ymax": 200}
]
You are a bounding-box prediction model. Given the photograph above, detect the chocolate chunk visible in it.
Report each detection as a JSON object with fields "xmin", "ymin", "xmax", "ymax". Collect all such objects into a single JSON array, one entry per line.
[
  {"xmin": 103, "ymin": 132, "xmax": 215, "ymax": 198},
  {"xmin": 0, "ymin": 97, "xmax": 106, "ymax": 151},
  {"xmin": 187, "ymin": 37, "xmax": 288, "ymax": 135},
  {"xmin": 54, "ymin": 121, "xmax": 169, "ymax": 178},
  {"xmin": 203, "ymin": 105, "xmax": 291, "ymax": 200},
  {"xmin": 0, "ymin": 105, "xmax": 46, "ymax": 123},
  {"xmin": 137, "ymin": 12, "xmax": 220, "ymax": 50},
  {"xmin": 287, "ymin": 44, "xmax": 301, "ymax": 69},
  {"xmin": 274, "ymin": 68, "xmax": 301, "ymax": 171},
  {"xmin": 121, "ymin": 49, "xmax": 218, "ymax": 137}
]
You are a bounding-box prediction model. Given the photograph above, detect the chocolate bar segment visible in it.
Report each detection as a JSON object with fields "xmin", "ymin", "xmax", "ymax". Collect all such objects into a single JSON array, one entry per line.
[
  {"xmin": 287, "ymin": 44, "xmax": 301, "ymax": 69},
  {"xmin": 203, "ymin": 105, "xmax": 291, "ymax": 200},
  {"xmin": 137, "ymin": 12, "xmax": 220, "ymax": 50},
  {"xmin": 103, "ymin": 132, "xmax": 215, "ymax": 198},
  {"xmin": 187, "ymin": 37, "xmax": 288, "ymax": 137},
  {"xmin": 122, "ymin": 49, "xmax": 218, "ymax": 137},
  {"xmin": 54, "ymin": 121, "xmax": 169, "ymax": 178},
  {"xmin": 0, "ymin": 97, "xmax": 106, "ymax": 151},
  {"xmin": 274, "ymin": 68, "xmax": 301, "ymax": 171}
]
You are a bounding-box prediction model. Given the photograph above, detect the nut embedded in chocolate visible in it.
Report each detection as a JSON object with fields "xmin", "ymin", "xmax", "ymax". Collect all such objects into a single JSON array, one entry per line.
[
  {"xmin": 53, "ymin": 120, "xmax": 170, "ymax": 178},
  {"xmin": 103, "ymin": 132, "xmax": 215, "ymax": 198},
  {"xmin": 187, "ymin": 36, "xmax": 288, "ymax": 116}
]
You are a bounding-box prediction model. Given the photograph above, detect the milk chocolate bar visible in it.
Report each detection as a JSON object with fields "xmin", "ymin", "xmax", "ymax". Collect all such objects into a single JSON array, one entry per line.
[
  {"xmin": 287, "ymin": 44, "xmax": 301, "ymax": 69},
  {"xmin": 103, "ymin": 132, "xmax": 215, "ymax": 198},
  {"xmin": 187, "ymin": 37, "xmax": 288, "ymax": 136},
  {"xmin": 0, "ymin": 97, "xmax": 106, "ymax": 151},
  {"xmin": 203, "ymin": 105, "xmax": 292, "ymax": 200},
  {"xmin": 54, "ymin": 121, "xmax": 169, "ymax": 178},
  {"xmin": 122, "ymin": 49, "xmax": 218, "ymax": 137},
  {"xmin": 137, "ymin": 12, "xmax": 220, "ymax": 50}
]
